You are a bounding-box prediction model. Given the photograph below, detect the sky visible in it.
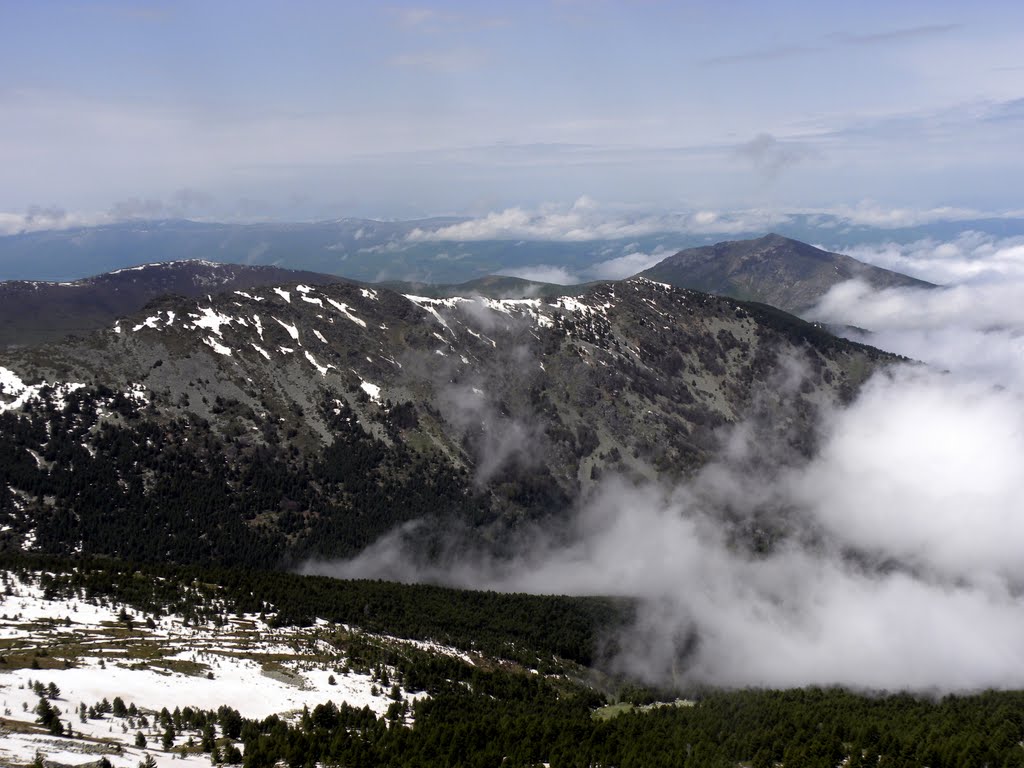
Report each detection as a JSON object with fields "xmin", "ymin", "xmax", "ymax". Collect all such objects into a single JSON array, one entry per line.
[{"xmin": 2, "ymin": 0, "xmax": 1023, "ymax": 225}]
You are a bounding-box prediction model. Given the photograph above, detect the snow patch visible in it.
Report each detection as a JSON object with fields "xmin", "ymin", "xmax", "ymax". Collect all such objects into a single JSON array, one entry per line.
[
  {"xmin": 274, "ymin": 317, "xmax": 300, "ymax": 343},
  {"xmin": 0, "ymin": 367, "xmax": 85, "ymax": 414},
  {"xmin": 203, "ymin": 336, "xmax": 232, "ymax": 356},
  {"xmin": 190, "ymin": 306, "xmax": 236, "ymax": 337},
  {"xmin": 132, "ymin": 315, "xmax": 161, "ymax": 332},
  {"xmin": 325, "ymin": 297, "xmax": 367, "ymax": 328},
  {"xmin": 304, "ymin": 350, "xmax": 335, "ymax": 377},
  {"xmin": 360, "ymin": 381, "xmax": 381, "ymax": 402}
]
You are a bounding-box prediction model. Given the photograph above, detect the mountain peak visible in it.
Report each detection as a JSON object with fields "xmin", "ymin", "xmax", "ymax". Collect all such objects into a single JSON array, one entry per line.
[{"xmin": 640, "ymin": 234, "xmax": 934, "ymax": 314}]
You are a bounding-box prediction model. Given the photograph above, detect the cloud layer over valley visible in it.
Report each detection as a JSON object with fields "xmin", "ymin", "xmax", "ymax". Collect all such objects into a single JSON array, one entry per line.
[{"xmin": 307, "ymin": 233, "xmax": 1024, "ymax": 693}]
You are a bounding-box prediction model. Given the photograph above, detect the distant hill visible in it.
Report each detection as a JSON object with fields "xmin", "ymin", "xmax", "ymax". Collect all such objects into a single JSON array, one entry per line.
[
  {"xmin": 0, "ymin": 260, "xmax": 342, "ymax": 348},
  {"xmin": 641, "ymin": 233, "xmax": 936, "ymax": 314}
]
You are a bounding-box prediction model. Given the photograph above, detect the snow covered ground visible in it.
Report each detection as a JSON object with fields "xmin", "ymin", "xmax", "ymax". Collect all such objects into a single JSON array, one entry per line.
[{"xmin": 0, "ymin": 571, "xmax": 448, "ymax": 768}]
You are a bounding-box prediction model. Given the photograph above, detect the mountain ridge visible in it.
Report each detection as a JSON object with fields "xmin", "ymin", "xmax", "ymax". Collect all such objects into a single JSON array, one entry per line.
[{"xmin": 0, "ymin": 275, "xmax": 897, "ymax": 568}]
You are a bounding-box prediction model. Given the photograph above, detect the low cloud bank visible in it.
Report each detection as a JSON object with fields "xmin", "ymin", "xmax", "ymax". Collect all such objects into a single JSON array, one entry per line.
[
  {"xmin": 499, "ymin": 245, "xmax": 673, "ymax": 285},
  {"xmin": 307, "ymin": 366, "xmax": 1024, "ymax": 691},
  {"xmin": 811, "ymin": 233, "xmax": 1024, "ymax": 385},
  {"xmin": 407, "ymin": 198, "xmax": 791, "ymax": 243},
  {"xmin": 304, "ymin": 233, "xmax": 1024, "ymax": 692}
]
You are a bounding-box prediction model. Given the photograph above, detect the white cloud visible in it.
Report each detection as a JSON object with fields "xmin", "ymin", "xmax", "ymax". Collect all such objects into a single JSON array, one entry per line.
[
  {"xmin": 587, "ymin": 248, "xmax": 671, "ymax": 280},
  {"xmin": 0, "ymin": 209, "xmax": 113, "ymax": 236},
  {"xmin": 807, "ymin": 234, "xmax": 1024, "ymax": 385},
  {"xmin": 307, "ymin": 228, "xmax": 1024, "ymax": 692},
  {"xmin": 736, "ymin": 133, "xmax": 815, "ymax": 179},
  {"xmin": 389, "ymin": 48, "xmax": 486, "ymax": 73},
  {"xmin": 497, "ymin": 265, "xmax": 581, "ymax": 285},
  {"xmin": 407, "ymin": 198, "xmax": 792, "ymax": 242},
  {"xmin": 310, "ymin": 367, "xmax": 1024, "ymax": 691},
  {"xmin": 813, "ymin": 201, "xmax": 992, "ymax": 229},
  {"xmin": 831, "ymin": 231, "xmax": 1024, "ymax": 284}
]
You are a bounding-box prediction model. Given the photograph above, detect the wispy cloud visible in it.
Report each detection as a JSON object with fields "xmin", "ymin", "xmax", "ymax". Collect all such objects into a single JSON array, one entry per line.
[
  {"xmin": 0, "ymin": 209, "xmax": 111, "ymax": 236},
  {"xmin": 809, "ymin": 234, "xmax": 1024, "ymax": 384},
  {"xmin": 389, "ymin": 7, "xmax": 509, "ymax": 31},
  {"xmin": 407, "ymin": 198, "xmax": 791, "ymax": 242},
  {"xmin": 310, "ymin": 230, "xmax": 1024, "ymax": 692},
  {"xmin": 698, "ymin": 45, "xmax": 821, "ymax": 67},
  {"xmin": 836, "ymin": 23, "xmax": 963, "ymax": 46},
  {"xmin": 702, "ymin": 22, "xmax": 961, "ymax": 68},
  {"xmin": 498, "ymin": 265, "xmax": 581, "ymax": 285},
  {"xmin": 812, "ymin": 201, "xmax": 994, "ymax": 229},
  {"xmin": 736, "ymin": 133, "xmax": 815, "ymax": 180},
  {"xmin": 389, "ymin": 48, "xmax": 487, "ymax": 73},
  {"xmin": 587, "ymin": 247, "xmax": 672, "ymax": 280}
]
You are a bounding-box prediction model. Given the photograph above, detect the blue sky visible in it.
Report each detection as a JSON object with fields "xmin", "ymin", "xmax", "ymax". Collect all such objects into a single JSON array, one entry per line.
[{"xmin": 1, "ymin": 0, "xmax": 1022, "ymax": 226}]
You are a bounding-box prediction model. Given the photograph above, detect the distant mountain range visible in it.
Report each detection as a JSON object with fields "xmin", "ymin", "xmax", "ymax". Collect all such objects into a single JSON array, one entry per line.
[
  {"xmin": 2, "ymin": 214, "xmax": 1021, "ymax": 285},
  {"xmin": 0, "ymin": 217, "xmax": 657, "ymax": 284},
  {"xmin": 641, "ymin": 234, "xmax": 936, "ymax": 314}
]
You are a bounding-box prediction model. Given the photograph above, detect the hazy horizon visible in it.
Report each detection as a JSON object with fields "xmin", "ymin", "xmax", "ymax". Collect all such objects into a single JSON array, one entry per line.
[{"xmin": 3, "ymin": 1, "xmax": 1023, "ymax": 228}]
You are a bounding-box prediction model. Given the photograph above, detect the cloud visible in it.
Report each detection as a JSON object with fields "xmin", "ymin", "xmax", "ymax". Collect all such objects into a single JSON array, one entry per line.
[
  {"xmin": 701, "ymin": 23, "xmax": 961, "ymax": 67},
  {"xmin": 813, "ymin": 201, "xmax": 992, "ymax": 230},
  {"xmin": 390, "ymin": 7, "xmax": 508, "ymax": 31},
  {"xmin": 497, "ymin": 265, "xmax": 581, "ymax": 285},
  {"xmin": 109, "ymin": 197, "xmax": 166, "ymax": 220},
  {"xmin": 836, "ymin": 23, "xmax": 963, "ymax": 46},
  {"xmin": 24, "ymin": 205, "xmax": 67, "ymax": 225},
  {"xmin": 736, "ymin": 133, "xmax": 815, "ymax": 180},
  {"xmin": 309, "ymin": 364, "xmax": 1024, "ymax": 691},
  {"xmin": 587, "ymin": 247, "xmax": 671, "ymax": 280},
  {"xmin": 392, "ymin": 7, "xmax": 451, "ymax": 27},
  {"xmin": 0, "ymin": 208, "xmax": 113, "ymax": 236},
  {"xmin": 407, "ymin": 198, "xmax": 792, "ymax": 242},
  {"xmin": 699, "ymin": 45, "xmax": 821, "ymax": 67},
  {"xmin": 985, "ymin": 97, "xmax": 1024, "ymax": 123},
  {"xmin": 306, "ymin": 229, "xmax": 1024, "ymax": 692},
  {"xmin": 389, "ymin": 48, "xmax": 486, "ymax": 73},
  {"xmin": 808, "ymin": 234, "xmax": 1024, "ymax": 389}
]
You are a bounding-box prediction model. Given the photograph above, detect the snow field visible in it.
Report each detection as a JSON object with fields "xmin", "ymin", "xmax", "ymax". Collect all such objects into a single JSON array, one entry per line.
[{"xmin": 1, "ymin": 572, "xmax": 437, "ymax": 768}]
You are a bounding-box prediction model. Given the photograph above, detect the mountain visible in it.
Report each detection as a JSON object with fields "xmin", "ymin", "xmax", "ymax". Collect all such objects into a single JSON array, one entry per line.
[
  {"xmin": 0, "ymin": 259, "xmax": 343, "ymax": 348},
  {"xmin": 640, "ymin": 233, "xmax": 936, "ymax": 313},
  {"xmin": 0, "ymin": 271, "xmax": 897, "ymax": 568}
]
